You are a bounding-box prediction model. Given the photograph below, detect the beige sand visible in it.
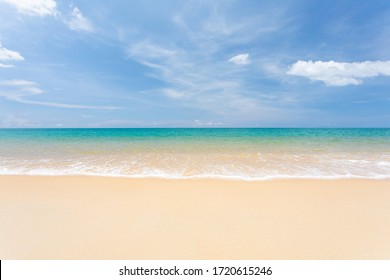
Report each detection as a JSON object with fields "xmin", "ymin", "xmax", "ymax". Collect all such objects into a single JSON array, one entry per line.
[{"xmin": 0, "ymin": 176, "xmax": 389, "ymax": 259}]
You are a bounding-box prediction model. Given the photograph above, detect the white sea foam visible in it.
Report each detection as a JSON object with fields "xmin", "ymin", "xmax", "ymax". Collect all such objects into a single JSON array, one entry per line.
[{"xmin": 0, "ymin": 154, "xmax": 389, "ymax": 180}]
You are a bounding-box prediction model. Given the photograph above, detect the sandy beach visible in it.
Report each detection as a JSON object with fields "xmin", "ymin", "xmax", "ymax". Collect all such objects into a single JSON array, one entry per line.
[{"xmin": 0, "ymin": 176, "xmax": 389, "ymax": 259}]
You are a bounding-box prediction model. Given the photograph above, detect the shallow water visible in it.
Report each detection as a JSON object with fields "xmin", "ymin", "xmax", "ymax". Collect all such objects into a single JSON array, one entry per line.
[{"xmin": 0, "ymin": 128, "xmax": 389, "ymax": 179}]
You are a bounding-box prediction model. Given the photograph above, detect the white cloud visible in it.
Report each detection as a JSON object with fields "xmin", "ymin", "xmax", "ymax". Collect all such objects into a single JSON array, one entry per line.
[
  {"xmin": 228, "ymin": 53, "xmax": 250, "ymax": 65},
  {"xmin": 2, "ymin": 1, "xmax": 95, "ymax": 33},
  {"xmin": 66, "ymin": 7, "xmax": 94, "ymax": 33},
  {"xmin": 0, "ymin": 63, "xmax": 14, "ymax": 68},
  {"xmin": 0, "ymin": 42, "xmax": 24, "ymax": 64},
  {"xmin": 1, "ymin": 0, "xmax": 57, "ymax": 16},
  {"xmin": 287, "ymin": 60, "xmax": 390, "ymax": 86},
  {"xmin": 0, "ymin": 79, "xmax": 118, "ymax": 109}
]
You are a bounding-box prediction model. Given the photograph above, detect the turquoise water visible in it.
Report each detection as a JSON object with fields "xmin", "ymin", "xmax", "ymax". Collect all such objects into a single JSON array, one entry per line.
[{"xmin": 0, "ymin": 128, "xmax": 389, "ymax": 179}]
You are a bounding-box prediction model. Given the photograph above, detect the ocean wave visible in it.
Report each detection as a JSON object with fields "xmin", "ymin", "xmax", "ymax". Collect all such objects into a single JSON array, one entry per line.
[{"xmin": 0, "ymin": 163, "xmax": 389, "ymax": 180}]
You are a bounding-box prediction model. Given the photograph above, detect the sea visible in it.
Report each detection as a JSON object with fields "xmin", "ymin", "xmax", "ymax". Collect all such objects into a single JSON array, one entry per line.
[{"xmin": 0, "ymin": 128, "xmax": 389, "ymax": 180}]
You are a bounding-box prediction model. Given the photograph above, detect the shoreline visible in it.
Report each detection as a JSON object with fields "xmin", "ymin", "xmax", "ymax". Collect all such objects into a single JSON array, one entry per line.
[
  {"xmin": 1, "ymin": 173, "xmax": 390, "ymax": 181},
  {"xmin": 1, "ymin": 175, "xmax": 390, "ymax": 259}
]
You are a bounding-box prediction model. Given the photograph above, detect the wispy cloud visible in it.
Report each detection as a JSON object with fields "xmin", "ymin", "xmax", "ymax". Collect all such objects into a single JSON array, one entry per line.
[
  {"xmin": 0, "ymin": 79, "xmax": 119, "ymax": 109},
  {"xmin": 161, "ymin": 88, "xmax": 185, "ymax": 99},
  {"xmin": 127, "ymin": 40, "xmax": 260, "ymax": 114},
  {"xmin": 66, "ymin": 7, "xmax": 95, "ymax": 33},
  {"xmin": 126, "ymin": 40, "xmax": 299, "ymax": 124},
  {"xmin": 229, "ymin": 53, "xmax": 250, "ymax": 65},
  {"xmin": 171, "ymin": 1, "xmax": 292, "ymax": 58},
  {"xmin": 11, "ymin": 98, "xmax": 118, "ymax": 109},
  {"xmin": 287, "ymin": 60, "xmax": 390, "ymax": 86},
  {"xmin": 0, "ymin": 79, "xmax": 37, "ymax": 86},
  {"xmin": 129, "ymin": 41, "xmax": 177, "ymax": 59},
  {"xmin": 0, "ymin": 79, "xmax": 43, "ymax": 94},
  {"xmin": 124, "ymin": 2, "xmax": 296, "ymax": 121}
]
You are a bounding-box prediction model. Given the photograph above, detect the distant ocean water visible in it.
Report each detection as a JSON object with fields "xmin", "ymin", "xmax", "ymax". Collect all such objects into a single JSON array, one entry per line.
[{"xmin": 0, "ymin": 128, "xmax": 389, "ymax": 180}]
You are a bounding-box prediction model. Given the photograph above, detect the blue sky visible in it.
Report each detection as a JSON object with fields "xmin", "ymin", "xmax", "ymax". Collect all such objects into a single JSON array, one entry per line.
[{"xmin": 0, "ymin": 0, "xmax": 389, "ymax": 127}]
